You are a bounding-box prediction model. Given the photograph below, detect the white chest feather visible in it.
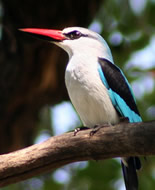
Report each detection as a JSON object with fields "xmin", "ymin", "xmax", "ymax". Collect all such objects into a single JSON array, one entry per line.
[{"xmin": 65, "ymin": 56, "xmax": 119, "ymax": 127}]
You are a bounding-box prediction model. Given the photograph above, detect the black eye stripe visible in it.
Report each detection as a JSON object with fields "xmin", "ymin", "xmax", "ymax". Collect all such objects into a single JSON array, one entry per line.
[
  {"xmin": 64, "ymin": 30, "xmax": 87, "ymax": 40},
  {"xmin": 64, "ymin": 30, "xmax": 81, "ymax": 39}
]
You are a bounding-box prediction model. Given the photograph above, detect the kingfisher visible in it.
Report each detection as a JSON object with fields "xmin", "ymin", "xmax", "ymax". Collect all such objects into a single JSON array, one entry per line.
[{"xmin": 20, "ymin": 27, "xmax": 142, "ymax": 190}]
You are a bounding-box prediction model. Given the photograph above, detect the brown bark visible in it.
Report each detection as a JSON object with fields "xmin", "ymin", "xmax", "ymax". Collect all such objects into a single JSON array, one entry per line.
[
  {"xmin": 0, "ymin": 0, "xmax": 102, "ymax": 153},
  {"xmin": 0, "ymin": 120, "xmax": 154, "ymax": 187}
]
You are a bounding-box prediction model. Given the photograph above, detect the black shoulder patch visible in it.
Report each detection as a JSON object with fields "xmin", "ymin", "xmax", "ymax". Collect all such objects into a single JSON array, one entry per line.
[{"xmin": 98, "ymin": 57, "xmax": 140, "ymax": 115}]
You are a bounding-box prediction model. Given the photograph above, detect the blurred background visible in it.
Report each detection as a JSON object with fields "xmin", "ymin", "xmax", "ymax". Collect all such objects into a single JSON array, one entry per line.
[{"xmin": 0, "ymin": 0, "xmax": 155, "ymax": 189}]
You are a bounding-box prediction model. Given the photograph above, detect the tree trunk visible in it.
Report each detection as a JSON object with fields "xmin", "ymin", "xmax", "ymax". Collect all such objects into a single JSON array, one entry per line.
[{"xmin": 0, "ymin": 0, "xmax": 102, "ymax": 153}]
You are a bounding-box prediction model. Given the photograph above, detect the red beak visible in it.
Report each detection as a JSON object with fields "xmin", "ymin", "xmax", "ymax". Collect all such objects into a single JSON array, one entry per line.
[{"xmin": 19, "ymin": 28, "xmax": 66, "ymax": 41}]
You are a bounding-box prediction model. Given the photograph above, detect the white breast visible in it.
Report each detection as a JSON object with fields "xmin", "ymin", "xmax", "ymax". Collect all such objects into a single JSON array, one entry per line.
[{"xmin": 65, "ymin": 55, "xmax": 119, "ymax": 127}]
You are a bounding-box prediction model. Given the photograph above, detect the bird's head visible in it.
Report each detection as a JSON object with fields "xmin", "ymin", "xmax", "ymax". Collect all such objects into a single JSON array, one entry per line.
[{"xmin": 19, "ymin": 27, "xmax": 113, "ymax": 62}]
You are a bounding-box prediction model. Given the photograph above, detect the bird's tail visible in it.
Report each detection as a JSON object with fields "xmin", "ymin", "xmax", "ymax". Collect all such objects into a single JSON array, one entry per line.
[{"xmin": 121, "ymin": 157, "xmax": 141, "ymax": 190}]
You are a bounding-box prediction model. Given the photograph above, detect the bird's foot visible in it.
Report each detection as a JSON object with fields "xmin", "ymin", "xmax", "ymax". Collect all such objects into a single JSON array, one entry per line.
[
  {"xmin": 119, "ymin": 117, "xmax": 129, "ymax": 123},
  {"xmin": 74, "ymin": 126, "xmax": 90, "ymax": 136},
  {"xmin": 90, "ymin": 124, "xmax": 110, "ymax": 136}
]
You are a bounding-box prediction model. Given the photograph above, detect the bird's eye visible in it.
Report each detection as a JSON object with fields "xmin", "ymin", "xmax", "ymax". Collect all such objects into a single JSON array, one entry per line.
[{"xmin": 65, "ymin": 30, "xmax": 82, "ymax": 40}]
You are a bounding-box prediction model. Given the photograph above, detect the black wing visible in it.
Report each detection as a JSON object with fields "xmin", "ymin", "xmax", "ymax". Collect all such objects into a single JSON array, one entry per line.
[{"xmin": 98, "ymin": 57, "xmax": 141, "ymax": 119}]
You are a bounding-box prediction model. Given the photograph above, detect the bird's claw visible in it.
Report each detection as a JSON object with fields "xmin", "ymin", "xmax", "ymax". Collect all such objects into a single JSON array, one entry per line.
[
  {"xmin": 90, "ymin": 124, "xmax": 109, "ymax": 136},
  {"xmin": 74, "ymin": 126, "xmax": 90, "ymax": 136}
]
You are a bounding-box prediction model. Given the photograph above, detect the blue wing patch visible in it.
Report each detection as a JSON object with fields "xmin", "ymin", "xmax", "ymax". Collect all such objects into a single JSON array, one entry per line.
[{"xmin": 98, "ymin": 58, "xmax": 142, "ymax": 123}]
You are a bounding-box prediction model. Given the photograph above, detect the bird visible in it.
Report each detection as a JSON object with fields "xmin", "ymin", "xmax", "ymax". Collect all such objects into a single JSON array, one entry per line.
[{"xmin": 20, "ymin": 27, "xmax": 142, "ymax": 190}]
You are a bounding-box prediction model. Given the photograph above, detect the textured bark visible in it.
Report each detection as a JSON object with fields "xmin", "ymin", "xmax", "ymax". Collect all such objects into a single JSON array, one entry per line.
[
  {"xmin": 0, "ymin": 0, "xmax": 102, "ymax": 153},
  {"xmin": 0, "ymin": 121, "xmax": 154, "ymax": 187}
]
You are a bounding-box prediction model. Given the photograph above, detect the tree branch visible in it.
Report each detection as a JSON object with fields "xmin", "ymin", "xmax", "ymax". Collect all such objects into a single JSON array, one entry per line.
[{"xmin": 0, "ymin": 121, "xmax": 155, "ymax": 187}]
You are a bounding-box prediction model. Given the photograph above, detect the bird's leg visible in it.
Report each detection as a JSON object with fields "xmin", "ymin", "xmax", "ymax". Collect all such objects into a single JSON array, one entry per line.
[
  {"xmin": 90, "ymin": 123, "xmax": 110, "ymax": 136},
  {"xmin": 74, "ymin": 126, "xmax": 90, "ymax": 136}
]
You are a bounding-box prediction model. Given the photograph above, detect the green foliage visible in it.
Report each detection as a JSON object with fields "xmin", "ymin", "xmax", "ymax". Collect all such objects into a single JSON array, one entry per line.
[{"xmin": 67, "ymin": 160, "xmax": 121, "ymax": 190}]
